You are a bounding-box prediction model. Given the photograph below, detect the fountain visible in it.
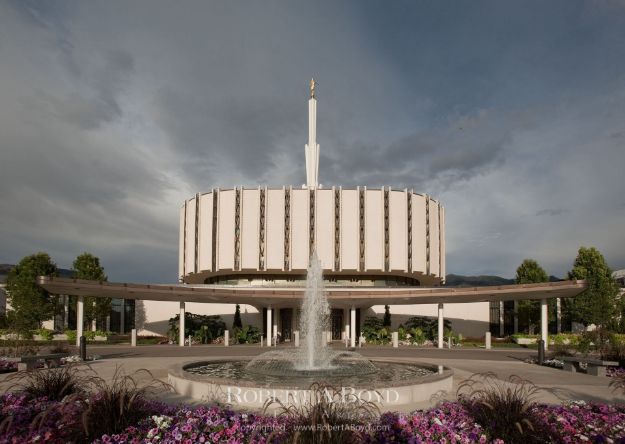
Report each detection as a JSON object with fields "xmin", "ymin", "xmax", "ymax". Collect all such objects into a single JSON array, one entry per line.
[{"xmin": 168, "ymin": 254, "xmax": 453, "ymax": 410}]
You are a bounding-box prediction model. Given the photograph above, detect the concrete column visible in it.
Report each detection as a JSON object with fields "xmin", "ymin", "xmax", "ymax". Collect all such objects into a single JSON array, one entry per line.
[
  {"xmin": 350, "ymin": 308, "xmax": 356, "ymax": 348},
  {"xmin": 179, "ymin": 302, "xmax": 186, "ymax": 346},
  {"xmin": 556, "ymin": 298, "xmax": 562, "ymax": 334},
  {"xmin": 273, "ymin": 309, "xmax": 278, "ymax": 347},
  {"xmin": 224, "ymin": 330, "xmax": 229, "ymax": 347},
  {"xmin": 293, "ymin": 307, "xmax": 298, "ymax": 338},
  {"xmin": 513, "ymin": 300, "xmax": 519, "ymax": 334},
  {"xmin": 131, "ymin": 328, "xmax": 137, "ymax": 346},
  {"xmin": 91, "ymin": 319, "xmax": 96, "ymax": 332},
  {"xmin": 437, "ymin": 303, "xmax": 444, "ymax": 349},
  {"xmin": 499, "ymin": 300, "xmax": 505, "ymax": 337},
  {"xmin": 485, "ymin": 331, "xmax": 491, "ymax": 350},
  {"xmin": 106, "ymin": 315, "xmax": 111, "ymax": 332},
  {"xmin": 120, "ymin": 300, "xmax": 125, "ymax": 334},
  {"xmin": 392, "ymin": 331, "xmax": 398, "ymax": 348},
  {"xmin": 294, "ymin": 331, "xmax": 299, "ymax": 347},
  {"xmin": 541, "ymin": 298, "xmax": 548, "ymax": 351},
  {"xmin": 266, "ymin": 308, "xmax": 272, "ymax": 346},
  {"xmin": 63, "ymin": 296, "xmax": 69, "ymax": 329},
  {"xmin": 345, "ymin": 324, "xmax": 350, "ymax": 347},
  {"xmin": 76, "ymin": 296, "xmax": 84, "ymax": 347}
]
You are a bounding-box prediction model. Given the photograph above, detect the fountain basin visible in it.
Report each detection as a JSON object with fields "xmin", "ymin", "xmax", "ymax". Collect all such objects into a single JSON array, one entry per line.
[{"xmin": 168, "ymin": 358, "xmax": 453, "ymax": 411}]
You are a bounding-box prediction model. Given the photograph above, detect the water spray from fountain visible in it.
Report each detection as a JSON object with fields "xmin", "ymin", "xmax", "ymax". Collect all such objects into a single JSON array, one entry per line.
[{"xmin": 298, "ymin": 252, "xmax": 330, "ymax": 370}]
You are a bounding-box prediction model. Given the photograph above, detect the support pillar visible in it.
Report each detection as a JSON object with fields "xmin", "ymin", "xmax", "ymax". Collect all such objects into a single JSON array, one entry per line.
[
  {"xmin": 273, "ymin": 309, "xmax": 278, "ymax": 346},
  {"xmin": 437, "ymin": 303, "xmax": 444, "ymax": 349},
  {"xmin": 556, "ymin": 298, "xmax": 562, "ymax": 334},
  {"xmin": 106, "ymin": 315, "xmax": 111, "ymax": 332},
  {"xmin": 350, "ymin": 308, "xmax": 356, "ymax": 348},
  {"xmin": 76, "ymin": 296, "xmax": 84, "ymax": 347},
  {"xmin": 266, "ymin": 308, "xmax": 273, "ymax": 347},
  {"xmin": 224, "ymin": 330, "xmax": 229, "ymax": 347},
  {"xmin": 179, "ymin": 302, "xmax": 186, "ymax": 346},
  {"xmin": 63, "ymin": 296, "xmax": 69, "ymax": 329},
  {"xmin": 513, "ymin": 300, "xmax": 519, "ymax": 334},
  {"xmin": 499, "ymin": 300, "xmax": 505, "ymax": 337},
  {"xmin": 131, "ymin": 328, "xmax": 137, "ymax": 347},
  {"xmin": 541, "ymin": 298, "xmax": 548, "ymax": 351},
  {"xmin": 120, "ymin": 300, "xmax": 125, "ymax": 334}
]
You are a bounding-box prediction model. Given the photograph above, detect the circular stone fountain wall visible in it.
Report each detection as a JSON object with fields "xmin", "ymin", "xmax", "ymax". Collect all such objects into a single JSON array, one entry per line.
[{"xmin": 168, "ymin": 357, "xmax": 453, "ymax": 411}]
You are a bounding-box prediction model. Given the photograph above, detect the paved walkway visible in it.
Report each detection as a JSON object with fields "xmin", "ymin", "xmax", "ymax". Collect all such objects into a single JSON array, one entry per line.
[{"xmin": 1, "ymin": 344, "xmax": 622, "ymax": 412}]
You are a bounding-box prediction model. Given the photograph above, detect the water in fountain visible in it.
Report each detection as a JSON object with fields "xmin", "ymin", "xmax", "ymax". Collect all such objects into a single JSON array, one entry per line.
[
  {"xmin": 245, "ymin": 253, "xmax": 377, "ymax": 378},
  {"xmin": 298, "ymin": 253, "xmax": 330, "ymax": 370}
]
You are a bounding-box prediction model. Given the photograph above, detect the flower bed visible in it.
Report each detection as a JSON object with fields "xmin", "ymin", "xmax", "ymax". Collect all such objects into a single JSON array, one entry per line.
[{"xmin": 1, "ymin": 392, "xmax": 624, "ymax": 443}]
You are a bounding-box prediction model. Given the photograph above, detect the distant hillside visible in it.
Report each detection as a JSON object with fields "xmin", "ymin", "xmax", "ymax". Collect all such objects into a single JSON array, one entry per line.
[
  {"xmin": 445, "ymin": 274, "xmax": 562, "ymax": 287},
  {"xmin": 445, "ymin": 274, "xmax": 514, "ymax": 287}
]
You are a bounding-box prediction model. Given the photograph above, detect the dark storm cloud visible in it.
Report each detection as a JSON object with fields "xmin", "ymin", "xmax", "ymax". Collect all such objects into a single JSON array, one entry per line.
[
  {"xmin": 1, "ymin": 0, "xmax": 625, "ymax": 281},
  {"xmin": 536, "ymin": 209, "xmax": 569, "ymax": 217}
]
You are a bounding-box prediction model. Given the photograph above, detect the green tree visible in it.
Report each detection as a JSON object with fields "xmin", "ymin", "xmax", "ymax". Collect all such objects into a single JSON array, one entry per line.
[
  {"xmin": 383, "ymin": 305, "xmax": 391, "ymax": 327},
  {"xmin": 72, "ymin": 253, "xmax": 110, "ymax": 330},
  {"xmin": 233, "ymin": 304, "xmax": 243, "ymax": 330},
  {"xmin": 564, "ymin": 247, "xmax": 620, "ymax": 328},
  {"xmin": 6, "ymin": 253, "xmax": 58, "ymax": 332},
  {"xmin": 515, "ymin": 259, "xmax": 549, "ymax": 334}
]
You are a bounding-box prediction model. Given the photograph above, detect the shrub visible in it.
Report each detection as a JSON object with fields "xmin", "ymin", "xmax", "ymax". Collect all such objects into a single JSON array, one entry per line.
[
  {"xmin": 234, "ymin": 325, "xmax": 261, "ymax": 344},
  {"xmin": 167, "ymin": 313, "xmax": 226, "ymax": 343},
  {"xmin": 265, "ymin": 382, "xmax": 379, "ymax": 444},
  {"xmin": 33, "ymin": 328, "xmax": 54, "ymax": 341},
  {"xmin": 0, "ymin": 339, "xmax": 39, "ymax": 357},
  {"xmin": 408, "ymin": 327, "xmax": 426, "ymax": 345},
  {"xmin": 405, "ymin": 316, "xmax": 451, "ymax": 341},
  {"xmin": 50, "ymin": 342, "xmax": 70, "ymax": 354},
  {"xmin": 65, "ymin": 329, "xmax": 77, "ymax": 343},
  {"xmin": 5, "ymin": 364, "xmax": 90, "ymax": 401},
  {"xmin": 457, "ymin": 372, "xmax": 554, "ymax": 443},
  {"xmin": 79, "ymin": 366, "xmax": 172, "ymax": 441}
]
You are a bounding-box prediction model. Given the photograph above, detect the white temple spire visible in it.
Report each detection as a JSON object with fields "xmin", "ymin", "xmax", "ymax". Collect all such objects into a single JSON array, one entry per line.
[{"xmin": 305, "ymin": 78, "xmax": 319, "ymax": 188}]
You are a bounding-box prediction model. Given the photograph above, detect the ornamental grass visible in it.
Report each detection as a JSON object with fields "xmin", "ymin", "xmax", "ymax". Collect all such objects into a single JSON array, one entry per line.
[{"xmin": 457, "ymin": 372, "xmax": 555, "ymax": 443}]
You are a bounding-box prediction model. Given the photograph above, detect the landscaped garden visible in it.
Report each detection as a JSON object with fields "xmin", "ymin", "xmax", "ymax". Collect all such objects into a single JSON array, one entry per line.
[{"xmin": 0, "ymin": 366, "xmax": 624, "ymax": 443}]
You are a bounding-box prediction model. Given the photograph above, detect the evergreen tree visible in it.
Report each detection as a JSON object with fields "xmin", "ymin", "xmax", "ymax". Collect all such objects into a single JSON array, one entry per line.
[
  {"xmin": 564, "ymin": 247, "xmax": 620, "ymax": 328},
  {"xmin": 6, "ymin": 252, "xmax": 58, "ymax": 332},
  {"xmin": 233, "ymin": 304, "xmax": 243, "ymax": 330},
  {"xmin": 515, "ymin": 259, "xmax": 549, "ymax": 333},
  {"xmin": 72, "ymin": 253, "xmax": 110, "ymax": 330},
  {"xmin": 383, "ymin": 305, "xmax": 391, "ymax": 327}
]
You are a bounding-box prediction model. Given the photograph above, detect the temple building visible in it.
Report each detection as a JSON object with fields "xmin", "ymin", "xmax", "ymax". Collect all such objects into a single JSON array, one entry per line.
[{"xmin": 38, "ymin": 80, "xmax": 587, "ymax": 347}]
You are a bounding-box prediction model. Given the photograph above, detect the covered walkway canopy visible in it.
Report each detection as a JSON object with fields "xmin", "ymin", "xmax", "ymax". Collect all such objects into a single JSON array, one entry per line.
[
  {"xmin": 38, "ymin": 276, "xmax": 586, "ymax": 307},
  {"xmin": 37, "ymin": 276, "xmax": 587, "ymax": 349}
]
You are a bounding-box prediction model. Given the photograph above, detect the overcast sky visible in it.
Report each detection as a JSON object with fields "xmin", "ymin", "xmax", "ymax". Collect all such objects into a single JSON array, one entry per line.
[{"xmin": 1, "ymin": 1, "xmax": 624, "ymax": 283}]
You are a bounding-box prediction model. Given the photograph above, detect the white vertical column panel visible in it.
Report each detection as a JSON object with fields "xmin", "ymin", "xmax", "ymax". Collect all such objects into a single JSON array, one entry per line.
[
  {"xmin": 241, "ymin": 189, "xmax": 260, "ymax": 269},
  {"xmin": 440, "ymin": 206, "xmax": 446, "ymax": 281},
  {"xmin": 266, "ymin": 189, "xmax": 285, "ymax": 270},
  {"xmin": 340, "ymin": 189, "xmax": 359, "ymax": 270},
  {"xmin": 389, "ymin": 190, "xmax": 407, "ymax": 271},
  {"xmin": 315, "ymin": 189, "xmax": 334, "ymax": 269},
  {"xmin": 290, "ymin": 189, "xmax": 309, "ymax": 269},
  {"xmin": 411, "ymin": 194, "xmax": 427, "ymax": 275},
  {"xmin": 184, "ymin": 198, "xmax": 196, "ymax": 275},
  {"xmin": 365, "ymin": 189, "xmax": 384, "ymax": 271},
  {"xmin": 198, "ymin": 193, "xmax": 214, "ymax": 272},
  {"xmin": 217, "ymin": 190, "xmax": 236, "ymax": 270},
  {"xmin": 429, "ymin": 199, "xmax": 440, "ymax": 277},
  {"xmin": 178, "ymin": 205, "xmax": 186, "ymax": 279}
]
